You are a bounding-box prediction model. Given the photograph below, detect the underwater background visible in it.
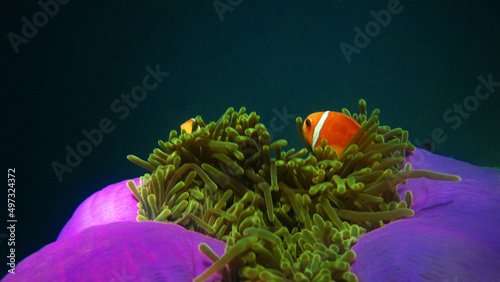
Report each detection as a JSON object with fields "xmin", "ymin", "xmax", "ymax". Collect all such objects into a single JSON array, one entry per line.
[{"xmin": 1, "ymin": 0, "xmax": 499, "ymax": 275}]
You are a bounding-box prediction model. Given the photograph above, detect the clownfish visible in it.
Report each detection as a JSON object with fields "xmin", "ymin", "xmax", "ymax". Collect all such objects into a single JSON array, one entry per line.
[
  {"xmin": 180, "ymin": 118, "xmax": 200, "ymax": 134},
  {"xmin": 303, "ymin": 111, "xmax": 361, "ymax": 155}
]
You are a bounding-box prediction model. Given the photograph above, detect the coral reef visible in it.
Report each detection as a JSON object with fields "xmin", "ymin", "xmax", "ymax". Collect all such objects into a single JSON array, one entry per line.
[{"xmin": 127, "ymin": 100, "xmax": 460, "ymax": 281}]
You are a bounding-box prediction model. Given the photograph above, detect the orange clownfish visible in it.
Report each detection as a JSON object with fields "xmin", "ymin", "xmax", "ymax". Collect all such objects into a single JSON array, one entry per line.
[
  {"xmin": 180, "ymin": 118, "xmax": 200, "ymax": 134},
  {"xmin": 303, "ymin": 111, "xmax": 361, "ymax": 155}
]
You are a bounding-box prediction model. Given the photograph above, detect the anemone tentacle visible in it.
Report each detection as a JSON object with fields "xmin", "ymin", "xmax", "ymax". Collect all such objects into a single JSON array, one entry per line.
[{"xmin": 128, "ymin": 100, "xmax": 459, "ymax": 281}]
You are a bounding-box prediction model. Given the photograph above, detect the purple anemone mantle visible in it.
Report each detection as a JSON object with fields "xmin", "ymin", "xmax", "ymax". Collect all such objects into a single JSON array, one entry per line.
[
  {"xmin": 3, "ymin": 148, "xmax": 499, "ymax": 281},
  {"xmin": 351, "ymin": 149, "xmax": 500, "ymax": 281}
]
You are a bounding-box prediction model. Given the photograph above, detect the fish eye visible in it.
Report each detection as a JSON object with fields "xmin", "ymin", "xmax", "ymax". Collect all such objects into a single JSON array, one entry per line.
[{"xmin": 305, "ymin": 119, "xmax": 312, "ymax": 128}]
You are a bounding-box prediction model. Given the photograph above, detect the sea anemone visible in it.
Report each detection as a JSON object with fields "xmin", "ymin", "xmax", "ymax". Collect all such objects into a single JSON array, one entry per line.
[
  {"xmin": 5, "ymin": 101, "xmax": 498, "ymax": 281},
  {"xmin": 125, "ymin": 100, "xmax": 460, "ymax": 281}
]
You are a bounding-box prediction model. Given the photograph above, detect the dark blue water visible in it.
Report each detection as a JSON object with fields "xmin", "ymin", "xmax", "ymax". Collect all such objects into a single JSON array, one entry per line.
[{"xmin": 2, "ymin": 0, "xmax": 499, "ymax": 273}]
